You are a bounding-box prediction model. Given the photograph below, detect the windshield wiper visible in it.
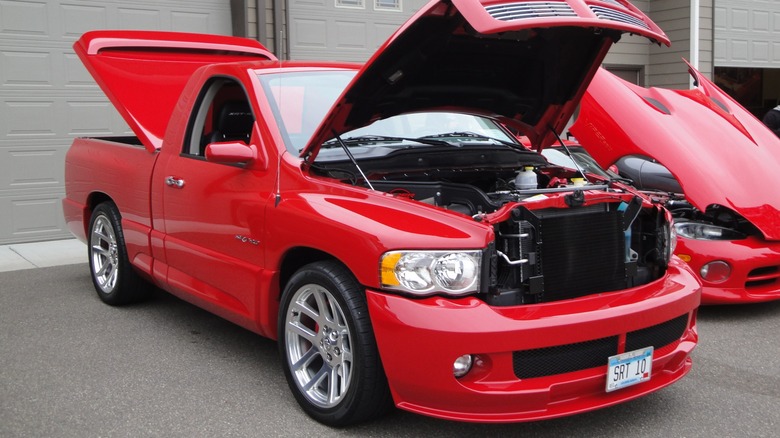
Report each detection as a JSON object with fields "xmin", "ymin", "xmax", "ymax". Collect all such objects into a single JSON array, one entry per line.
[
  {"xmin": 322, "ymin": 135, "xmax": 451, "ymax": 148},
  {"xmin": 419, "ymin": 131, "xmax": 519, "ymax": 147}
]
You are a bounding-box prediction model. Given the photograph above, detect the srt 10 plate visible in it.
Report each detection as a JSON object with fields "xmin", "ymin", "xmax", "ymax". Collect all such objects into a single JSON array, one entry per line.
[{"xmin": 606, "ymin": 346, "xmax": 653, "ymax": 392}]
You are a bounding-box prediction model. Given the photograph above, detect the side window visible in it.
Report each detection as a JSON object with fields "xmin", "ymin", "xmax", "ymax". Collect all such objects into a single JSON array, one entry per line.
[{"xmin": 185, "ymin": 79, "xmax": 255, "ymax": 157}]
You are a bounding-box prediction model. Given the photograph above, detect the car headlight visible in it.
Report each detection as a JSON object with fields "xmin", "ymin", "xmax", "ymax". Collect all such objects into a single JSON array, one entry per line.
[
  {"xmin": 380, "ymin": 250, "xmax": 482, "ymax": 296},
  {"xmin": 657, "ymin": 221, "xmax": 676, "ymax": 266},
  {"xmin": 673, "ymin": 221, "xmax": 746, "ymax": 240}
]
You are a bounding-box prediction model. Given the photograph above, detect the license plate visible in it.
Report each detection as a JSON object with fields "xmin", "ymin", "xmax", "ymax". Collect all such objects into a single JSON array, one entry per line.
[{"xmin": 606, "ymin": 346, "xmax": 653, "ymax": 392}]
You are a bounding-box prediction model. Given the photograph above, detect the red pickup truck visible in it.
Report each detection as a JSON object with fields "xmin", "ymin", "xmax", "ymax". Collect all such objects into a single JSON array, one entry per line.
[{"xmin": 63, "ymin": 0, "xmax": 700, "ymax": 426}]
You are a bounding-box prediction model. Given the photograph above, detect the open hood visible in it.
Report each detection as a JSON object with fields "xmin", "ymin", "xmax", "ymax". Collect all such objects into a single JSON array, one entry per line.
[
  {"xmin": 571, "ymin": 65, "xmax": 780, "ymax": 240},
  {"xmin": 302, "ymin": 0, "xmax": 668, "ymax": 161},
  {"xmin": 75, "ymin": 30, "xmax": 276, "ymax": 151}
]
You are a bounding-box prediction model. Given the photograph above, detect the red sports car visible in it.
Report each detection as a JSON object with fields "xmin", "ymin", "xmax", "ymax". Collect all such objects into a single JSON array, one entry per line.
[{"xmin": 573, "ymin": 67, "xmax": 780, "ymax": 305}]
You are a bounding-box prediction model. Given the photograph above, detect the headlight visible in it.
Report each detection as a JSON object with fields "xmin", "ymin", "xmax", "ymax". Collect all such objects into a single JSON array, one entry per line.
[
  {"xmin": 656, "ymin": 221, "xmax": 676, "ymax": 266},
  {"xmin": 674, "ymin": 221, "xmax": 746, "ymax": 240},
  {"xmin": 380, "ymin": 250, "xmax": 482, "ymax": 296}
]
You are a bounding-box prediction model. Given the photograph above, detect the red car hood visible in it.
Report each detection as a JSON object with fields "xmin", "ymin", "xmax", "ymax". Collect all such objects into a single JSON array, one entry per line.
[
  {"xmin": 301, "ymin": 0, "xmax": 668, "ymax": 161},
  {"xmin": 571, "ymin": 65, "xmax": 780, "ymax": 240},
  {"xmin": 74, "ymin": 30, "xmax": 276, "ymax": 151}
]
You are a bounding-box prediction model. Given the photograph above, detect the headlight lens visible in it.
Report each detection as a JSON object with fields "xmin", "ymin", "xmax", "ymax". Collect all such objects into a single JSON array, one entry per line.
[
  {"xmin": 380, "ymin": 250, "xmax": 482, "ymax": 296},
  {"xmin": 674, "ymin": 221, "xmax": 746, "ymax": 240}
]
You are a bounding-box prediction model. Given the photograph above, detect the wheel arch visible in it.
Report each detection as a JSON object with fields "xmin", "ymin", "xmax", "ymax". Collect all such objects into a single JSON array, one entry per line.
[
  {"xmin": 82, "ymin": 192, "xmax": 115, "ymax": 235},
  {"xmin": 277, "ymin": 247, "xmax": 353, "ymax": 299}
]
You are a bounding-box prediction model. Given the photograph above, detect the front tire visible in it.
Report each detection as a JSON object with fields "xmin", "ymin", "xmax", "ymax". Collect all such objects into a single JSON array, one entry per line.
[
  {"xmin": 88, "ymin": 202, "xmax": 147, "ymax": 305},
  {"xmin": 278, "ymin": 261, "xmax": 391, "ymax": 426}
]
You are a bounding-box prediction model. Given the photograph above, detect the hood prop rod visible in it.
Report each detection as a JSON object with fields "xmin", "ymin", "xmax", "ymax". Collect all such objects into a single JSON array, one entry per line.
[
  {"xmin": 332, "ymin": 130, "xmax": 375, "ymax": 191},
  {"xmin": 549, "ymin": 126, "xmax": 591, "ymax": 186}
]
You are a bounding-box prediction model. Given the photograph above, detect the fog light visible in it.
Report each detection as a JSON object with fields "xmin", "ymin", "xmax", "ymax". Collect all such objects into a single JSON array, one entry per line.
[
  {"xmin": 453, "ymin": 354, "xmax": 473, "ymax": 378},
  {"xmin": 700, "ymin": 261, "xmax": 731, "ymax": 283}
]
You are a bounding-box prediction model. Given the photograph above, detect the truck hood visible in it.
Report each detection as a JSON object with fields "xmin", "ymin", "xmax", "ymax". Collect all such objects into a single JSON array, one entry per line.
[
  {"xmin": 302, "ymin": 0, "xmax": 668, "ymax": 161},
  {"xmin": 571, "ymin": 65, "xmax": 780, "ymax": 240},
  {"xmin": 75, "ymin": 30, "xmax": 276, "ymax": 151}
]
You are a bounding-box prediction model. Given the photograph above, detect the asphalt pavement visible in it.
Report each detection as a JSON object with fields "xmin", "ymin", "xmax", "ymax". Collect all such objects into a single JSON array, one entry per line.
[{"xmin": 1, "ymin": 249, "xmax": 779, "ymax": 437}]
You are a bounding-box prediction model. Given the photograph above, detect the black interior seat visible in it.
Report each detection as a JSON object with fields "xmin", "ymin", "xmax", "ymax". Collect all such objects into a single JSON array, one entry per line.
[{"xmin": 208, "ymin": 101, "xmax": 254, "ymax": 145}]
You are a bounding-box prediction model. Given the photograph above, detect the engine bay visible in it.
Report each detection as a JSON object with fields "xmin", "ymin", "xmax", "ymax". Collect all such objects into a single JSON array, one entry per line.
[
  {"xmin": 313, "ymin": 144, "xmax": 673, "ymax": 305},
  {"xmin": 314, "ymin": 144, "xmax": 609, "ymax": 215}
]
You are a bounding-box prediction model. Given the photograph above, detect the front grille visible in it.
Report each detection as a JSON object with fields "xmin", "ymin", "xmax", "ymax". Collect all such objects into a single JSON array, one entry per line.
[
  {"xmin": 589, "ymin": 5, "xmax": 650, "ymax": 30},
  {"xmin": 538, "ymin": 209, "xmax": 626, "ymax": 301},
  {"xmin": 485, "ymin": 1, "xmax": 576, "ymax": 21},
  {"xmin": 513, "ymin": 336, "xmax": 618, "ymax": 379},
  {"xmin": 745, "ymin": 266, "xmax": 780, "ymax": 288},
  {"xmin": 625, "ymin": 314, "xmax": 689, "ymax": 352},
  {"xmin": 512, "ymin": 314, "xmax": 689, "ymax": 379}
]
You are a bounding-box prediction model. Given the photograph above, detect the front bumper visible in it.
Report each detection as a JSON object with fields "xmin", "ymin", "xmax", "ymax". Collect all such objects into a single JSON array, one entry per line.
[
  {"xmin": 366, "ymin": 260, "xmax": 700, "ymax": 423},
  {"xmin": 676, "ymin": 237, "xmax": 780, "ymax": 305}
]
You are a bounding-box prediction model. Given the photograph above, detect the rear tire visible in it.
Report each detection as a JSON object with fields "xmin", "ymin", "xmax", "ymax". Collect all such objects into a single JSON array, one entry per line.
[
  {"xmin": 278, "ymin": 261, "xmax": 392, "ymax": 426},
  {"xmin": 87, "ymin": 202, "xmax": 147, "ymax": 305}
]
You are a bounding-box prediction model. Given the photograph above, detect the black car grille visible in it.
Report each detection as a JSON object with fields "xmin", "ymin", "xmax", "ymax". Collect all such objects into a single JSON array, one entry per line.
[
  {"xmin": 745, "ymin": 265, "xmax": 780, "ymax": 288},
  {"xmin": 512, "ymin": 314, "xmax": 688, "ymax": 379},
  {"xmin": 625, "ymin": 314, "xmax": 689, "ymax": 352},
  {"xmin": 513, "ymin": 336, "xmax": 618, "ymax": 379}
]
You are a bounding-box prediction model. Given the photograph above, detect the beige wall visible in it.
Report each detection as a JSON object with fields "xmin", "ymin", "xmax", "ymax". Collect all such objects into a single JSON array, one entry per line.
[
  {"xmin": 603, "ymin": 0, "xmax": 714, "ymax": 90},
  {"xmin": 236, "ymin": 0, "xmax": 281, "ymax": 57},
  {"xmin": 648, "ymin": 0, "xmax": 692, "ymax": 89}
]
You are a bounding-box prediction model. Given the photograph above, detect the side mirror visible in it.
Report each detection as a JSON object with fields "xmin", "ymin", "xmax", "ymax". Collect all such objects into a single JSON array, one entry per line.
[{"xmin": 205, "ymin": 141, "xmax": 257, "ymax": 165}]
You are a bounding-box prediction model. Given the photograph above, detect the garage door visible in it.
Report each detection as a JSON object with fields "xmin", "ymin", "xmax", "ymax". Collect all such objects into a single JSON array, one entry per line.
[
  {"xmin": 715, "ymin": 0, "xmax": 780, "ymax": 67},
  {"xmin": 0, "ymin": 0, "xmax": 231, "ymax": 244},
  {"xmin": 288, "ymin": 0, "xmax": 428, "ymax": 62}
]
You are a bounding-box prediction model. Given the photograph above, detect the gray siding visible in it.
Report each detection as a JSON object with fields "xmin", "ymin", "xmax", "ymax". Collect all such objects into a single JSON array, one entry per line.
[
  {"xmin": 287, "ymin": 0, "xmax": 428, "ymax": 62},
  {"xmin": 648, "ymin": 0, "xmax": 692, "ymax": 89}
]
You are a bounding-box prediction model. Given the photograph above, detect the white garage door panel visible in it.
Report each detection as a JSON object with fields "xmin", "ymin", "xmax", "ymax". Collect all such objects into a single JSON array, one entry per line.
[
  {"xmin": 0, "ymin": 144, "xmax": 66, "ymax": 189},
  {"xmin": 289, "ymin": 0, "xmax": 429, "ymax": 62},
  {"xmin": 0, "ymin": 194, "xmax": 66, "ymax": 239},
  {"xmin": 714, "ymin": 0, "xmax": 780, "ymax": 67},
  {"xmin": 0, "ymin": 0, "xmax": 231, "ymax": 244}
]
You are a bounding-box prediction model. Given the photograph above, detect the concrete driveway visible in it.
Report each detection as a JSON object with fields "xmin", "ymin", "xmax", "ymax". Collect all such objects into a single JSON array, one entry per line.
[{"xmin": 1, "ymin": 264, "xmax": 779, "ymax": 437}]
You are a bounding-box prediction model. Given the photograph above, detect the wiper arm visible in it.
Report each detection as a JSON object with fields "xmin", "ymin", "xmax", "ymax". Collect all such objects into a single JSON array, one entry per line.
[
  {"xmin": 322, "ymin": 135, "xmax": 451, "ymax": 147},
  {"xmin": 419, "ymin": 131, "xmax": 520, "ymax": 148}
]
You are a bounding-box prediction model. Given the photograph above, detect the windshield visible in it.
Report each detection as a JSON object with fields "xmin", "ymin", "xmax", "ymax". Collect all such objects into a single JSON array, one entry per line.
[
  {"xmin": 541, "ymin": 147, "xmax": 612, "ymax": 178},
  {"xmin": 336, "ymin": 112, "xmax": 514, "ymax": 142},
  {"xmin": 259, "ymin": 70, "xmax": 356, "ymax": 153},
  {"xmin": 258, "ymin": 70, "xmax": 517, "ymax": 155}
]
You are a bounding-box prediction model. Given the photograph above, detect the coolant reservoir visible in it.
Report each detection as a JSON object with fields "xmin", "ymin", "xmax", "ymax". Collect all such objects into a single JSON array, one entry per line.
[{"xmin": 515, "ymin": 166, "xmax": 537, "ymax": 190}]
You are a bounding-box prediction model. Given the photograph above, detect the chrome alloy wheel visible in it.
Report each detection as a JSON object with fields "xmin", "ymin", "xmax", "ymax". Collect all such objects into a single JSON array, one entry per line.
[
  {"xmin": 90, "ymin": 214, "xmax": 119, "ymax": 294},
  {"xmin": 285, "ymin": 284, "xmax": 353, "ymax": 408}
]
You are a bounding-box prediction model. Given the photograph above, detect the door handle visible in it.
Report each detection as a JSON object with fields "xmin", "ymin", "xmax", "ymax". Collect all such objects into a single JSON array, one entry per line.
[{"xmin": 165, "ymin": 176, "xmax": 185, "ymax": 188}]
